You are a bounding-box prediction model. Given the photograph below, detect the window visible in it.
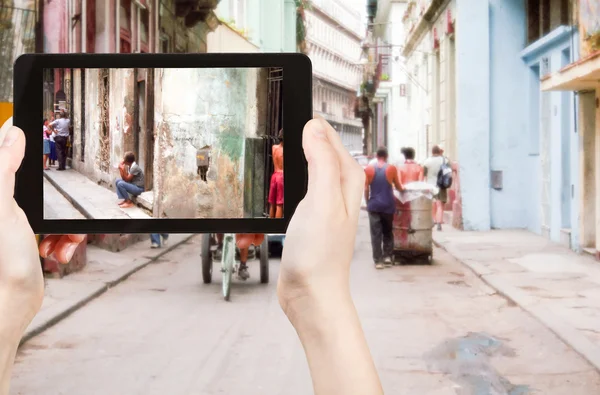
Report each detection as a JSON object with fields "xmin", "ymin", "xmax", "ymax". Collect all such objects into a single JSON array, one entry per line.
[
  {"xmin": 119, "ymin": 0, "xmax": 132, "ymax": 53},
  {"xmin": 140, "ymin": 8, "xmax": 150, "ymax": 52},
  {"xmin": 526, "ymin": 0, "xmax": 570, "ymax": 45}
]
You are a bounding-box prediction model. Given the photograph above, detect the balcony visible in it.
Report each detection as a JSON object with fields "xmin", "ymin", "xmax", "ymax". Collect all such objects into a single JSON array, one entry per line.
[
  {"xmin": 374, "ymin": 53, "xmax": 391, "ymax": 91},
  {"xmin": 541, "ymin": 49, "xmax": 600, "ymax": 92},
  {"xmin": 174, "ymin": 0, "xmax": 220, "ymax": 28}
]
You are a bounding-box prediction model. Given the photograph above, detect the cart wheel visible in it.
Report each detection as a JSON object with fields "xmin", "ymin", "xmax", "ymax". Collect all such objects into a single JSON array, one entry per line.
[
  {"xmin": 260, "ymin": 236, "xmax": 269, "ymax": 284},
  {"xmin": 201, "ymin": 234, "xmax": 213, "ymax": 284},
  {"xmin": 222, "ymin": 234, "xmax": 235, "ymax": 301}
]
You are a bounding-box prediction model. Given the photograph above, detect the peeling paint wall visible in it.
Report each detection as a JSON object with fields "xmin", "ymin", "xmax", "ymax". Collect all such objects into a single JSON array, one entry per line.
[
  {"xmin": 71, "ymin": 69, "xmax": 135, "ymax": 191},
  {"xmin": 153, "ymin": 67, "xmax": 265, "ymax": 218}
]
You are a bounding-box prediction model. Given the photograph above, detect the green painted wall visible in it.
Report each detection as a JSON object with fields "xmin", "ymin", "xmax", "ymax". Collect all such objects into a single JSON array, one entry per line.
[{"xmin": 215, "ymin": 0, "xmax": 297, "ymax": 52}]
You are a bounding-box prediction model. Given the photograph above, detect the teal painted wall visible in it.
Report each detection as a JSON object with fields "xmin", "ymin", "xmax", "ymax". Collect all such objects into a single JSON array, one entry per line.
[{"xmin": 214, "ymin": 0, "xmax": 297, "ymax": 53}]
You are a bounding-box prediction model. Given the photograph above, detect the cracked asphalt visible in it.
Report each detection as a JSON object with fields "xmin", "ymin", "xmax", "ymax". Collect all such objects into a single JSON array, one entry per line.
[{"xmin": 10, "ymin": 212, "xmax": 600, "ymax": 394}]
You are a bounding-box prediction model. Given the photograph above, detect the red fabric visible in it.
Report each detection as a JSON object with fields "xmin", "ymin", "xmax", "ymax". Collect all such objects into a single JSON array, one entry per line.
[
  {"xmin": 235, "ymin": 234, "xmax": 265, "ymax": 249},
  {"xmin": 268, "ymin": 171, "xmax": 284, "ymax": 205}
]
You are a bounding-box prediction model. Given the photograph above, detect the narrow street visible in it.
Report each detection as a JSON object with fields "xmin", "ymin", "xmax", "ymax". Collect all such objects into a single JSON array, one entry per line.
[{"xmin": 10, "ymin": 212, "xmax": 600, "ymax": 395}]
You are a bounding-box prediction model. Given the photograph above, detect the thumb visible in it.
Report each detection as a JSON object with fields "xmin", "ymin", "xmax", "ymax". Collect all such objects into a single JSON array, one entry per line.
[
  {"xmin": 302, "ymin": 118, "xmax": 343, "ymax": 205},
  {"xmin": 0, "ymin": 118, "xmax": 26, "ymax": 218}
]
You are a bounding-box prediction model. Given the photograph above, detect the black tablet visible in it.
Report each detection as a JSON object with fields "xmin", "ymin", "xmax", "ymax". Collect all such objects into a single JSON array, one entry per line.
[{"xmin": 13, "ymin": 53, "xmax": 311, "ymax": 234}]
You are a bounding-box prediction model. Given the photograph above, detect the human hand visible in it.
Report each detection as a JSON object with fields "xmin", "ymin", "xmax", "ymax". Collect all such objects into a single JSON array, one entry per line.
[
  {"xmin": 0, "ymin": 119, "xmax": 44, "ymax": 340},
  {"xmin": 278, "ymin": 117, "xmax": 364, "ymax": 318},
  {"xmin": 277, "ymin": 118, "xmax": 382, "ymax": 395}
]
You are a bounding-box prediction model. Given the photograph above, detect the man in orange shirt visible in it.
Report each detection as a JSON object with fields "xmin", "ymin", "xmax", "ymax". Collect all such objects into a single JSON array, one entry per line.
[
  {"xmin": 365, "ymin": 147, "xmax": 404, "ymax": 269},
  {"xmin": 398, "ymin": 147, "xmax": 423, "ymax": 184}
]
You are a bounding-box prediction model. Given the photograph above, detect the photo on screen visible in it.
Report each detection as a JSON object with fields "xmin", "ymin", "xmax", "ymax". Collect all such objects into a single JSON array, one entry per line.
[{"xmin": 42, "ymin": 67, "xmax": 284, "ymax": 221}]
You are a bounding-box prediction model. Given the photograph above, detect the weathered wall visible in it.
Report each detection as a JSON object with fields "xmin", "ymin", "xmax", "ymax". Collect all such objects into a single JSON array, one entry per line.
[
  {"xmin": 153, "ymin": 67, "xmax": 263, "ymax": 218},
  {"xmin": 579, "ymin": 91, "xmax": 596, "ymax": 250},
  {"xmin": 579, "ymin": 0, "xmax": 600, "ymax": 56},
  {"xmin": 43, "ymin": 0, "xmax": 67, "ymax": 54},
  {"xmin": 72, "ymin": 69, "xmax": 135, "ymax": 191},
  {"xmin": 206, "ymin": 23, "xmax": 259, "ymax": 53}
]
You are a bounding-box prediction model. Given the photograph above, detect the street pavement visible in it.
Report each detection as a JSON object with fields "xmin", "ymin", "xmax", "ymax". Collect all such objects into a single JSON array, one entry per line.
[
  {"xmin": 10, "ymin": 212, "xmax": 600, "ymax": 394},
  {"xmin": 434, "ymin": 225, "xmax": 600, "ymax": 374}
]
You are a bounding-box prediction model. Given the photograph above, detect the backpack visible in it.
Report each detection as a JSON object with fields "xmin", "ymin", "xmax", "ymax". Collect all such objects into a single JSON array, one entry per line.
[{"xmin": 437, "ymin": 157, "xmax": 453, "ymax": 189}]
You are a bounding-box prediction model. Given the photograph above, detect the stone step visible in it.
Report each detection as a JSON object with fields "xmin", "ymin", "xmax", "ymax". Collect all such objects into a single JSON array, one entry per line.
[{"xmin": 43, "ymin": 169, "xmax": 152, "ymax": 253}]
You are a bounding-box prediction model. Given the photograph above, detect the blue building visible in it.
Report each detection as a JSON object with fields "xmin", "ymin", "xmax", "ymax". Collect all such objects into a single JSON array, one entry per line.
[{"xmin": 394, "ymin": 0, "xmax": 580, "ymax": 250}]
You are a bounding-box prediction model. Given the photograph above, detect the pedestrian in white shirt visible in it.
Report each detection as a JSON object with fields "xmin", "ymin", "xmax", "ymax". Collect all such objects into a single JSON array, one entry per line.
[{"xmin": 422, "ymin": 145, "xmax": 448, "ymax": 231}]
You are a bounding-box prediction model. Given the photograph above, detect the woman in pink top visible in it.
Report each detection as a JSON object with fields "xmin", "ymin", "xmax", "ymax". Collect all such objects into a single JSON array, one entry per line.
[{"xmin": 43, "ymin": 119, "xmax": 51, "ymax": 170}]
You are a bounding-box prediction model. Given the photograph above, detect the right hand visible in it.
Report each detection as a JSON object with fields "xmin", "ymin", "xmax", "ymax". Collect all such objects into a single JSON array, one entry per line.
[{"xmin": 277, "ymin": 118, "xmax": 364, "ymax": 320}]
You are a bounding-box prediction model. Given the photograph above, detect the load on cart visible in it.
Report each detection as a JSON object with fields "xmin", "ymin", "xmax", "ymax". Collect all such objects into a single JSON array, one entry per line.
[{"xmin": 392, "ymin": 182, "xmax": 436, "ymax": 265}]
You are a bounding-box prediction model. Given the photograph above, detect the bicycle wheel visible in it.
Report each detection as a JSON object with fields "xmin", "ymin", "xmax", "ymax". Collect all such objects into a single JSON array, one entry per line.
[
  {"xmin": 221, "ymin": 234, "xmax": 235, "ymax": 301},
  {"xmin": 201, "ymin": 234, "xmax": 213, "ymax": 284}
]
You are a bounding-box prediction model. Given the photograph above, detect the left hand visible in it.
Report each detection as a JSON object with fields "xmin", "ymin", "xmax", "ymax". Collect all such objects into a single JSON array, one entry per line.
[
  {"xmin": 0, "ymin": 118, "xmax": 44, "ymax": 339},
  {"xmin": 0, "ymin": 119, "xmax": 84, "ymax": 340}
]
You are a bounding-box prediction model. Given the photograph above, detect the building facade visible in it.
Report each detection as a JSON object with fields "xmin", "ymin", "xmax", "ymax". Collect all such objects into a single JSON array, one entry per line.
[
  {"xmin": 59, "ymin": 66, "xmax": 277, "ymax": 219},
  {"xmin": 380, "ymin": 0, "xmax": 581, "ymax": 252},
  {"xmin": 542, "ymin": 0, "xmax": 600, "ymax": 258},
  {"xmin": 210, "ymin": 0, "xmax": 297, "ymax": 53},
  {"xmin": 0, "ymin": 0, "xmax": 40, "ymax": 124},
  {"xmin": 305, "ymin": 0, "xmax": 364, "ymax": 153},
  {"xmin": 369, "ymin": 0, "xmax": 410, "ymax": 165}
]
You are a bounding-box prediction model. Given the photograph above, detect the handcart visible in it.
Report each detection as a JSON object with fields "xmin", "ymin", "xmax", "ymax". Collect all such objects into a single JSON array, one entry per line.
[
  {"xmin": 392, "ymin": 183, "xmax": 435, "ymax": 264},
  {"xmin": 201, "ymin": 234, "xmax": 269, "ymax": 301}
]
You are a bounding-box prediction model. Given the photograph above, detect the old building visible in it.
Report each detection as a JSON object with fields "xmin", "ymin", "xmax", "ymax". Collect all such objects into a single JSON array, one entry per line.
[
  {"xmin": 374, "ymin": 0, "xmax": 582, "ymax": 248},
  {"xmin": 208, "ymin": 0, "xmax": 297, "ymax": 53},
  {"xmin": 56, "ymin": 66, "xmax": 277, "ymax": 219},
  {"xmin": 368, "ymin": 0, "xmax": 410, "ymax": 165},
  {"xmin": 305, "ymin": 0, "xmax": 364, "ymax": 153},
  {"xmin": 0, "ymin": 0, "xmax": 40, "ymax": 124},
  {"xmin": 542, "ymin": 0, "xmax": 600, "ymax": 258},
  {"xmin": 41, "ymin": 0, "xmax": 221, "ymax": 164}
]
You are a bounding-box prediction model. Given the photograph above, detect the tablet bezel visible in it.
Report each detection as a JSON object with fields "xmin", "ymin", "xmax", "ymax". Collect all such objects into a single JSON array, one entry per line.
[{"xmin": 14, "ymin": 53, "xmax": 311, "ymax": 234}]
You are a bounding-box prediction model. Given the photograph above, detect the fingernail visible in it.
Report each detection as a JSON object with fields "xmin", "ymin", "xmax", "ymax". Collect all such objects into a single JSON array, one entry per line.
[
  {"xmin": 39, "ymin": 243, "xmax": 52, "ymax": 257},
  {"xmin": 2, "ymin": 126, "xmax": 19, "ymax": 147},
  {"xmin": 312, "ymin": 123, "xmax": 326, "ymax": 139},
  {"xmin": 63, "ymin": 243, "xmax": 79, "ymax": 263}
]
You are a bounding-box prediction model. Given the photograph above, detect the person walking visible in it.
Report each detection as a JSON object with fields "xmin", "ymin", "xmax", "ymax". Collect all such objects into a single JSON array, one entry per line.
[
  {"xmin": 150, "ymin": 234, "xmax": 169, "ymax": 249},
  {"xmin": 269, "ymin": 129, "xmax": 284, "ymax": 219},
  {"xmin": 398, "ymin": 147, "xmax": 423, "ymax": 184},
  {"xmin": 49, "ymin": 111, "xmax": 71, "ymax": 171},
  {"xmin": 365, "ymin": 147, "xmax": 404, "ymax": 269},
  {"xmin": 422, "ymin": 145, "xmax": 448, "ymax": 231},
  {"xmin": 43, "ymin": 119, "xmax": 51, "ymax": 170},
  {"xmin": 48, "ymin": 120, "xmax": 57, "ymax": 167}
]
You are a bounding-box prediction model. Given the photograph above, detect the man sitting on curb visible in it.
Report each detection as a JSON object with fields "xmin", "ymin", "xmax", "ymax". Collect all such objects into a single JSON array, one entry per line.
[{"xmin": 115, "ymin": 152, "xmax": 144, "ymax": 209}]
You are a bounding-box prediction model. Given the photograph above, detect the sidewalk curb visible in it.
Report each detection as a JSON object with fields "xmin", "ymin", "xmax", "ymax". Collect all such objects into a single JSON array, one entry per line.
[
  {"xmin": 44, "ymin": 172, "xmax": 93, "ymax": 219},
  {"xmin": 433, "ymin": 238, "xmax": 600, "ymax": 373},
  {"xmin": 20, "ymin": 234, "xmax": 195, "ymax": 347}
]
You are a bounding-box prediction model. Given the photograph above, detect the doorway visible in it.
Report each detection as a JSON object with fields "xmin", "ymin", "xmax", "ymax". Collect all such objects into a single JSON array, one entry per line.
[
  {"xmin": 133, "ymin": 68, "xmax": 154, "ymax": 191},
  {"xmin": 264, "ymin": 67, "xmax": 284, "ymax": 216}
]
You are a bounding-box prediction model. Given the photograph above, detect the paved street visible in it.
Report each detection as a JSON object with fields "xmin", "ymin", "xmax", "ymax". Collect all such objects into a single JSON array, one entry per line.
[{"xmin": 11, "ymin": 212, "xmax": 600, "ymax": 394}]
